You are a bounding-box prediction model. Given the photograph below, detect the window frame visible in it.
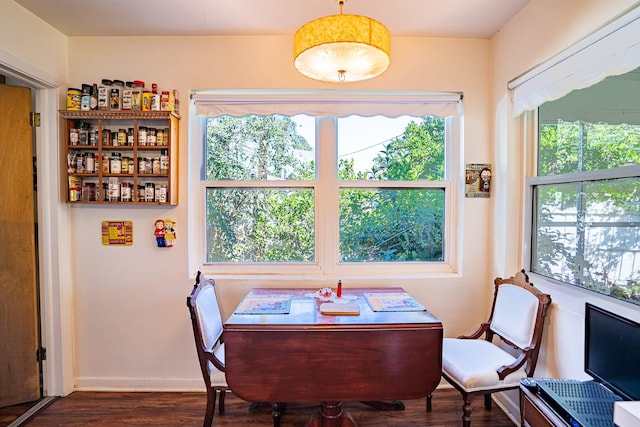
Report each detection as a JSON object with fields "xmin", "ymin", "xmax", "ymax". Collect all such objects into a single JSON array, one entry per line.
[
  {"xmin": 188, "ymin": 93, "xmax": 463, "ymax": 278},
  {"xmin": 524, "ymin": 110, "xmax": 640, "ymax": 294}
]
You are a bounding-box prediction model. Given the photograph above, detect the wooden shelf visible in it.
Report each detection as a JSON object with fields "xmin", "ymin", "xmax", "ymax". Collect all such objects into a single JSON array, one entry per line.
[{"xmin": 60, "ymin": 109, "xmax": 179, "ymax": 205}]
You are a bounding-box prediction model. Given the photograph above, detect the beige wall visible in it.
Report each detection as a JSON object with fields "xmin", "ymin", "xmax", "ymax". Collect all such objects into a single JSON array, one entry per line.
[
  {"xmin": 0, "ymin": 1, "xmax": 67, "ymax": 85},
  {"xmin": 66, "ymin": 34, "xmax": 495, "ymax": 390}
]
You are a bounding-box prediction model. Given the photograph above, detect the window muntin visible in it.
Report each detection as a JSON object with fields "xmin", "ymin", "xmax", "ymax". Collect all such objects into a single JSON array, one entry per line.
[
  {"xmin": 530, "ymin": 70, "xmax": 640, "ymax": 304},
  {"xmin": 203, "ymin": 112, "xmax": 452, "ymax": 269}
]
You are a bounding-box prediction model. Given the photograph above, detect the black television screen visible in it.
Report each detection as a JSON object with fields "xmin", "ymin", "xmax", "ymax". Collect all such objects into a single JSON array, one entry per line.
[{"xmin": 585, "ymin": 303, "xmax": 640, "ymax": 401}]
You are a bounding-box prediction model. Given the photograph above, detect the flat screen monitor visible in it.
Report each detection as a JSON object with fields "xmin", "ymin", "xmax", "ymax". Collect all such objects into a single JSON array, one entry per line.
[{"xmin": 585, "ymin": 303, "xmax": 640, "ymax": 400}]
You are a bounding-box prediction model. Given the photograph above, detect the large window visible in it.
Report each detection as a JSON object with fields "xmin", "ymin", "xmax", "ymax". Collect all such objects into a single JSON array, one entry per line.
[
  {"xmin": 194, "ymin": 92, "xmax": 460, "ymax": 275},
  {"xmin": 529, "ymin": 69, "xmax": 640, "ymax": 304}
]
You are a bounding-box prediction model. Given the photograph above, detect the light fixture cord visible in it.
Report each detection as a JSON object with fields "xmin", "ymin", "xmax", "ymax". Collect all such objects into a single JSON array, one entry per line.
[{"xmin": 337, "ymin": 1, "xmax": 346, "ymax": 82}]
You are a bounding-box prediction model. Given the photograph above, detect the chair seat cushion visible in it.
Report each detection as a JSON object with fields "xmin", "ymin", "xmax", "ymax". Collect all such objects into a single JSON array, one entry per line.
[
  {"xmin": 209, "ymin": 368, "xmax": 227, "ymax": 388},
  {"xmin": 442, "ymin": 338, "xmax": 527, "ymax": 392}
]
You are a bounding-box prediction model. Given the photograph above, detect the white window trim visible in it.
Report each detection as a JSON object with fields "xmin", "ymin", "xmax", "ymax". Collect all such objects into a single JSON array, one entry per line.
[
  {"xmin": 188, "ymin": 91, "xmax": 463, "ymax": 279},
  {"xmin": 509, "ymin": 3, "xmax": 640, "ymax": 117}
]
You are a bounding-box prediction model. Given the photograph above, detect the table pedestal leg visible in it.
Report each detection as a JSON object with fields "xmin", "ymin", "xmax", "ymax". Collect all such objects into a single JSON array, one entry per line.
[{"xmin": 306, "ymin": 401, "xmax": 356, "ymax": 427}]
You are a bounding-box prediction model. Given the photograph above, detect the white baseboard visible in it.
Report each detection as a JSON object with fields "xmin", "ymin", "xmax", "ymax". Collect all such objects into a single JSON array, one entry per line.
[
  {"xmin": 73, "ymin": 377, "xmax": 206, "ymax": 392},
  {"xmin": 493, "ymin": 389, "xmax": 520, "ymax": 426}
]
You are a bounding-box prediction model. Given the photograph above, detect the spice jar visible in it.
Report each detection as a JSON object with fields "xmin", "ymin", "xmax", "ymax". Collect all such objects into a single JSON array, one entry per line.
[
  {"xmin": 147, "ymin": 128, "xmax": 157, "ymax": 145},
  {"xmin": 122, "ymin": 81, "xmax": 133, "ymax": 110},
  {"xmin": 131, "ymin": 80, "xmax": 144, "ymax": 111},
  {"xmin": 117, "ymin": 129, "xmax": 127, "ymax": 146},
  {"xmin": 142, "ymin": 90, "xmax": 152, "ymax": 111},
  {"xmin": 69, "ymin": 128, "xmax": 79, "ymax": 145},
  {"xmin": 110, "ymin": 152, "xmax": 121, "ymax": 174},
  {"xmin": 108, "ymin": 177, "xmax": 120, "ymax": 201},
  {"xmin": 138, "ymin": 126, "xmax": 147, "ymax": 146},
  {"xmin": 121, "ymin": 157, "xmax": 129, "ymax": 174},
  {"xmin": 121, "ymin": 182, "xmax": 132, "ymax": 202},
  {"xmin": 86, "ymin": 153, "xmax": 95, "ymax": 173},
  {"xmin": 110, "ymin": 79, "xmax": 124, "ymax": 110},
  {"xmin": 80, "ymin": 84, "xmax": 92, "ymax": 111},
  {"xmin": 144, "ymin": 182, "xmax": 155, "ymax": 202},
  {"xmin": 98, "ymin": 79, "xmax": 112, "ymax": 110},
  {"xmin": 151, "ymin": 83, "xmax": 160, "ymax": 111},
  {"xmin": 160, "ymin": 150, "xmax": 169, "ymax": 174}
]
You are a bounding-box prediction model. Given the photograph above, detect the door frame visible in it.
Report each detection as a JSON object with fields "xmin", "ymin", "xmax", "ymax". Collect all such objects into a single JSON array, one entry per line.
[{"xmin": 1, "ymin": 61, "xmax": 74, "ymax": 398}]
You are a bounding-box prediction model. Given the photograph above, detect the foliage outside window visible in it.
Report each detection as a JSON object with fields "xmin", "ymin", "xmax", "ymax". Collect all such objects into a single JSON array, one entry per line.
[
  {"xmin": 531, "ymin": 73, "xmax": 640, "ymax": 304},
  {"xmin": 203, "ymin": 113, "xmax": 449, "ymax": 269}
]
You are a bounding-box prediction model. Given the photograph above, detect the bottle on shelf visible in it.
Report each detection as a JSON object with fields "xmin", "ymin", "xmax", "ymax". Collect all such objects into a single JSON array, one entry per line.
[
  {"xmin": 160, "ymin": 150, "xmax": 169, "ymax": 174},
  {"xmin": 131, "ymin": 80, "xmax": 144, "ymax": 110},
  {"xmin": 108, "ymin": 177, "xmax": 120, "ymax": 201},
  {"xmin": 122, "ymin": 81, "xmax": 133, "ymax": 110},
  {"xmin": 90, "ymin": 84, "xmax": 99, "ymax": 110},
  {"xmin": 98, "ymin": 79, "xmax": 112, "ymax": 111},
  {"xmin": 151, "ymin": 83, "xmax": 160, "ymax": 111},
  {"xmin": 80, "ymin": 84, "xmax": 92, "ymax": 111},
  {"xmin": 110, "ymin": 79, "xmax": 124, "ymax": 110}
]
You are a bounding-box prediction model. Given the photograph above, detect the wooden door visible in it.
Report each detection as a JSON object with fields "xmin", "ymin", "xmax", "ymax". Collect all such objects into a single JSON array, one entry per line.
[{"xmin": 0, "ymin": 84, "xmax": 40, "ymax": 406}]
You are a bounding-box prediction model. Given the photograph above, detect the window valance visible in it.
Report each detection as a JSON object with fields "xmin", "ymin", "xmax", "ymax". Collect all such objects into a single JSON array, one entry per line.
[
  {"xmin": 508, "ymin": 4, "xmax": 640, "ymax": 117},
  {"xmin": 191, "ymin": 90, "xmax": 462, "ymax": 118}
]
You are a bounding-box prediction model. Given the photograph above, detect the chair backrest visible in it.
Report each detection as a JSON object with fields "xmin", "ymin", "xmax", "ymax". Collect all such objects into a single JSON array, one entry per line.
[
  {"xmin": 486, "ymin": 271, "xmax": 552, "ymax": 376},
  {"xmin": 187, "ymin": 271, "xmax": 225, "ymax": 384}
]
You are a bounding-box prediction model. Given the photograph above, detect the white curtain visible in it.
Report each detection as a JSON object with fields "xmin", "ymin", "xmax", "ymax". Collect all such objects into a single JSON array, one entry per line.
[
  {"xmin": 509, "ymin": 4, "xmax": 640, "ymax": 117},
  {"xmin": 192, "ymin": 90, "xmax": 462, "ymax": 118}
]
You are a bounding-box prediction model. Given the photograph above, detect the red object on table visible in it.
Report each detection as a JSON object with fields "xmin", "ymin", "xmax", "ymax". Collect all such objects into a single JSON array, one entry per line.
[
  {"xmin": 337, "ymin": 280, "xmax": 342, "ymax": 298},
  {"xmin": 224, "ymin": 287, "xmax": 443, "ymax": 427}
]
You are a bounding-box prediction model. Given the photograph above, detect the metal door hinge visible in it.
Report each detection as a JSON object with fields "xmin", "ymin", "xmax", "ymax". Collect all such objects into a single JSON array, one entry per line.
[
  {"xmin": 30, "ymin": 112, "xmax": 41, "ymax": 127},
  {"xmin": 36, "ymin": 346, "xmax": 47, "ymax": 362}
]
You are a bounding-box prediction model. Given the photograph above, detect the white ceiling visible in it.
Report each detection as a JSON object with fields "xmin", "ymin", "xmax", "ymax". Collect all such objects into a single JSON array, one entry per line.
[{"xmin": 15, "ymin": 0, "xmax": 530, "ymax": 38}]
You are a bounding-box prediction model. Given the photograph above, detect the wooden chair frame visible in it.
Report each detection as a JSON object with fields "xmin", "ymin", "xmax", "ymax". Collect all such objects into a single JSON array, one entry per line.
[
  {"xmin": 187, "ymin": 272, "xmax": 229, "ymax": 427},
  {"xmin": 187, "ymin": 272, "xmax": 283, "ymax": 427}
]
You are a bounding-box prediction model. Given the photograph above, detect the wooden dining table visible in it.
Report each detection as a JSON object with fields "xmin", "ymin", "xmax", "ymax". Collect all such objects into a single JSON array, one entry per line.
[{"xmin": 223, "ymin": 287, "xmax": 443, "ymax": 427}]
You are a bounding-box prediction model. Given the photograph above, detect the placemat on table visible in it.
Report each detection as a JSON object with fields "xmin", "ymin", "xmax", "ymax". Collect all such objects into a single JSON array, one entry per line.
[
  {"xmin": 364, "ymin": 292, "xmax": 426, "ymax": 312},
  {"xmin": 234, "ymin": 294, "xmax": 292, "ymax": 314}
]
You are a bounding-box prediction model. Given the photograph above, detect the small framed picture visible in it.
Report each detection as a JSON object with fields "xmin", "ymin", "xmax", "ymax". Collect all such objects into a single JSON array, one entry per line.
[
  {"xmin": 101, "ymin": 220, "xmax": 133, "ymax": 246},
  {"xmin": 465, "ymin": 163, "xmax": 492, "ymax": 198}
]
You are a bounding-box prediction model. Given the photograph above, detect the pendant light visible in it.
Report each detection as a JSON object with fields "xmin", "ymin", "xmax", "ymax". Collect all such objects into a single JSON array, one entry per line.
[{"xmin": 293, "ymin": 0, "xmax": 391, "ymax": 83}]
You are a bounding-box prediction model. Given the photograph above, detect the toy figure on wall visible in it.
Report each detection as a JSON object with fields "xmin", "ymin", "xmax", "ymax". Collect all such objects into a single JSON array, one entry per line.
[
  {"xmin": 154, "ymin": 219, "xmax": 166, "ymax": 247},
  {"xmin": 154, "ymin": 218, "xmax": 177, "ymax": 247},
  {"xmin": 164, "ymin": 219, "xmax": 176, "ymax": 247}
]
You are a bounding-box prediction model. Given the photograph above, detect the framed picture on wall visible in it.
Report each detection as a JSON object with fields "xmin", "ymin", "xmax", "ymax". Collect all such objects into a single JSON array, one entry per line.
[{"xmin": 465, "ymin": 163, "xmax": 491, "ymax": 198}]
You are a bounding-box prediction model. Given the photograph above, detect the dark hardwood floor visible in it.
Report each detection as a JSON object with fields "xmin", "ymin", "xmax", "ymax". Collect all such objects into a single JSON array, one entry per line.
[{"xmin": 2, "ymin": 388, "xmax": 516, "ymax": 426}]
